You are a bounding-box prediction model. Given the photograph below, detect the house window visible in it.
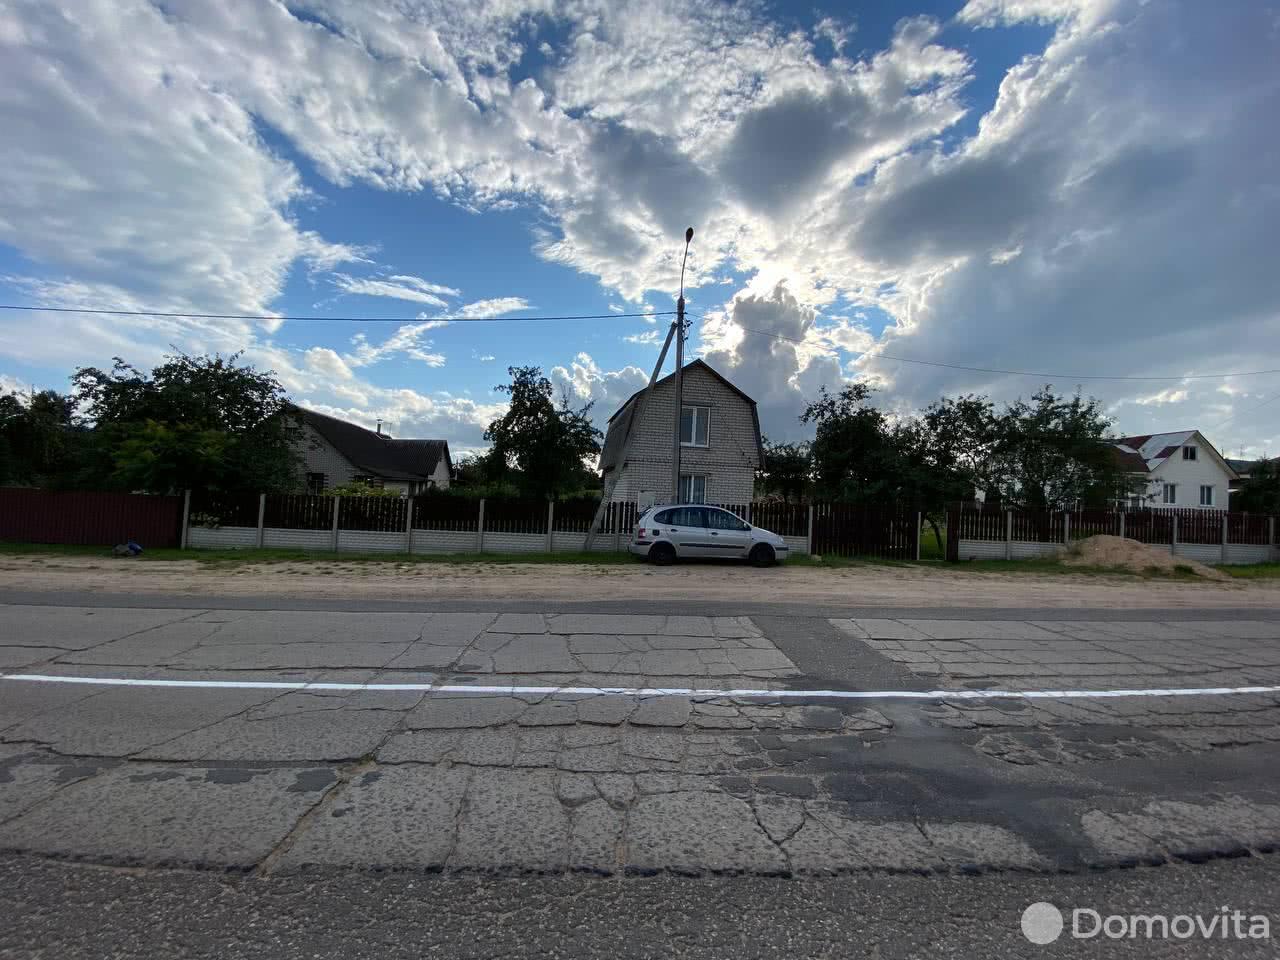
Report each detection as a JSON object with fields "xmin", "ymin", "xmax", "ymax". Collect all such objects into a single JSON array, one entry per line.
[
  {"xmin": 1199, "ymin": 484, "xmax": 1214, "ymax": 506},
  {"xmin": 679, "ymin": 405, "xmax": 710, "ymax": 447},
  {"xmin": 353, "ymin": 475, "xmax": 384, "ymax": 489},
  {"xmin": 305, "ymin": 472, "xmax": 326, "ymax": 494},
  {"xmin": 679, "ymin": 474, "xmax": 706, "ymax": 503},
  {"xmin": 1183, "ymin": 446, "xmax": 1197, "ymax": 461},
  {"xmin": 1162, "ymin": 483, "xmax": 1177, "ymax": 504}
]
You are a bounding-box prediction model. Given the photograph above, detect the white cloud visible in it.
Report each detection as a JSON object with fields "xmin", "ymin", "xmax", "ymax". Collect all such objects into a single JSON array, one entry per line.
[
  {"xmin": 332, "ymin": 273, "xmax": 461, "ymax": 307},
  {"xmin": 452, "ymin": 297, "xmax": 532, "ymax": 319},
  {"xmin": 1, "ymin": 0, "xmax": 1277, "ymax": 458},
  {"xmin": 1133, "ymin": 388, "xmax": 1189, "ymax": 407},
  {"xmin": 550, "ymin": 352, "xmax": 648, "ymax": 422},
  {"xmin": 623, "ymin": 329, "xmax": 662, "ymax": 345},
  {"xmin": 345, "ymin": 322, "xmax": 448, "ymax": 368}
]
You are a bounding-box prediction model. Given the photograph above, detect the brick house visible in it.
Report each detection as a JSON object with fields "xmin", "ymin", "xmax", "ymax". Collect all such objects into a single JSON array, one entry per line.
[
  {"xmin": 599, "ymin": 360, "xmax": 763, "ymax": 506},
  {"xmin": 292, "ymin": 406, "xmax": 452, "ymax": 495}
]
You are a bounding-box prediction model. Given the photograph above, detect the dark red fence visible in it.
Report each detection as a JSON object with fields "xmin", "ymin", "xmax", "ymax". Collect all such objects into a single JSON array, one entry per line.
[
  {"xmin": 190, "ymin": 490, "xmax": 258, "ymax": 528},
  {"xmin": 264, "ymin": 493, "xmax": 331, "ymax": 530},
  {"xmin": 811, "ymin": 501, "xmax": 918, "ymax": 559},
  {"xmin": 0, "ymin": 489, "xmax": 183, "ymax": 547},
  {"xmin": 339, "ymin": 496, "xmax": 408, "ymax": 532},
  {"xmin": 483, "ymin": 497, "xmax": 550, "ymax": 534},
  {"xmin": 411, "ymin": 495, "xmax": 479, "ymax": 532},
  {"xmin": 948, "ymin": 504, "xmax": 1275, "ymax": 549}
]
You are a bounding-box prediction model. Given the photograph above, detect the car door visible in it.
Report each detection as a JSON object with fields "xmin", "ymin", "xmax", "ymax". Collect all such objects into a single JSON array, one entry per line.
[
  {"xmin": 704, "ymin": 507, "xmax": 751, "ymax": 557},
  {"xmin": 656, "ymin": 506, "xmax": 710, "ymax": 558}
]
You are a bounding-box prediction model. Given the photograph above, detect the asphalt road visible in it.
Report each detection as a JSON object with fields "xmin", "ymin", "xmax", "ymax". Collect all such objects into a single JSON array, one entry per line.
[{"xmin": 3, "ymin": 594, "xmax": 1280, "ymax": 957}]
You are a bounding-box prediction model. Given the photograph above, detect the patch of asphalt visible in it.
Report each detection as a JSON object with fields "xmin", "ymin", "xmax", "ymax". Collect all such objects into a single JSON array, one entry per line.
[
  {"xmin": 3, "ymin": 850, "xmax": 1279, "ymax": 960},
  {"xmin": 2, "ymin": 589, "xmax": 1278, "ymax": 621}
]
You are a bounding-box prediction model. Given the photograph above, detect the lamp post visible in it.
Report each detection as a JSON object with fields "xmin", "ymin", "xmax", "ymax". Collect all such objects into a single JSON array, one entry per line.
[{"xmin": 671, "ymin": 227, "xmax": 693, "ymax": 503}]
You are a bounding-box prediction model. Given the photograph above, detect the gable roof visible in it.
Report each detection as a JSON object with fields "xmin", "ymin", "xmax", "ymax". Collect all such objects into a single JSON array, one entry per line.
[
  {"xmin": 1109, "ymin": 430, "xmax": 1238, "ymax": 478},
  {"xmin": 600, "ymin": 359, "xmax": 764, "ymax": 472},
  {"xmin": 292, "ymin": 406, "xmax": 451, "ymax": 481}
]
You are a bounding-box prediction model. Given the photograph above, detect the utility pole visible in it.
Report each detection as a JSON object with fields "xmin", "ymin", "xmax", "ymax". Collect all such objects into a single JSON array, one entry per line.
[{"xmin": 671, "ymin": 227, "xmax": 693, "ymax": 503}]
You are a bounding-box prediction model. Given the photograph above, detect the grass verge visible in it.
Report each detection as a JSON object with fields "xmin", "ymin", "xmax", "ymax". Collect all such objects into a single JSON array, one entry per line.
[
  {"xmin": 0, "ymin": 542, "xmax": 636, "ymax": 567},
  {"xmin": 1216, "ymin": 563, "xmax": 1280, "ymax": 580}
]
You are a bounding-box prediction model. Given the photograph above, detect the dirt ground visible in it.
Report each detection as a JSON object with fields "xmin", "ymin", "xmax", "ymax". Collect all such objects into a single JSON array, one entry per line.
[
  {"xmin": 1064, "ymin": 534, "xmax": 1229, "ymax": 580},
  {"xmin": 2, "ymin": 554, "xmax": 1277, "ymax": 609}
]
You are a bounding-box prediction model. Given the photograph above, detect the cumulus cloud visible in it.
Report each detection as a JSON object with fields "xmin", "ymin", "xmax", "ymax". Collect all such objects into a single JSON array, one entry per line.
[
  {"xmin": 550, "ymin": 353, "xmax": 649, "ymax": 423},
  {"xmin": 1, "ymin": 0, "xmax": 1277, "ymax": 459}
]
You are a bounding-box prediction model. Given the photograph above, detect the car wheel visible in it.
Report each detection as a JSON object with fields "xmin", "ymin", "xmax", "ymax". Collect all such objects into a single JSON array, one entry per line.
[
  {"xmin": 648, "ymin": 542, "xmax": 677, "ymax": 566},
  {"xmin": 749, "ymin": 543, "xmax": 776, "ymax": 568}
]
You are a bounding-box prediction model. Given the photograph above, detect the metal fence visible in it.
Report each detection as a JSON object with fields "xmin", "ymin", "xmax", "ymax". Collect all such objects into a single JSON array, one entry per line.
[
  {"xmin": 0, "ymin": 489, "xmax": 184, "ymax": 547},
  {"xmin": 947, "ymin": 502, "xmax": 1278, "ymax": 563}
]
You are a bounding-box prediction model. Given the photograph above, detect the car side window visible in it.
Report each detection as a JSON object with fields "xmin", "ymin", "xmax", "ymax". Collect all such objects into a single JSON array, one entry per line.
[
  {"xmin": 674, "ymin": 506, "xmax": 707, "ymax": 527},
  {"xmin": 705, "ymin": 509, "xmax": 748, "ymax": 531},
  {"xmin": 653, "ymin": 509, "xmax": 674, "ymax": 525}
]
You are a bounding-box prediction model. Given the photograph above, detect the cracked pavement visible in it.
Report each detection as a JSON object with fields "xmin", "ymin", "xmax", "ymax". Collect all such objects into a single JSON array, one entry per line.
[{"xmin": 3, "ymin": 603, "xmax": 1280, "ymax": 885}]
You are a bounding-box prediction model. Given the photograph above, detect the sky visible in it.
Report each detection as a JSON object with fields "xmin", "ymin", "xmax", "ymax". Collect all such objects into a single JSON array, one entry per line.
[{"xmin": 0, "ymin": 0, "xmax": 1277, "ymax": 461}]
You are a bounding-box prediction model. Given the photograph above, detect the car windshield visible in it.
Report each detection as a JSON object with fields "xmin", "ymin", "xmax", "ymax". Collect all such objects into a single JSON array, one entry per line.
[{"xmin": 2, "ymin": 1, "xmax": 1274, "ymax": 956}]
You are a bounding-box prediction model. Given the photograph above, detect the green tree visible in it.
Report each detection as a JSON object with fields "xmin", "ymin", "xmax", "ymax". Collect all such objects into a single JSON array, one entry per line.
[
  {"xmin": 0, "ymin": 388, "xmax": 87, "ymax": 486},
  {"xmin": 986, "ymin": 386, "xmax": 1135, "ymax": 510},
  {"xmin": 757, "ymin": 440, "xmax": 812, "ymax": 502},
  {"xmin": 801, "ymin": 383, "xmax": 905, "ymax": 503},
  {"xmin": 1233, "ymin": 458, "xmax": 1280, "ymax": 514},
  {"xmin": 483, "ymin": 366, "xmax": 602, "ymax": 499},
  {"xmin": 72, "ymin": 353, "xmax": 301, "ymax": 494}
]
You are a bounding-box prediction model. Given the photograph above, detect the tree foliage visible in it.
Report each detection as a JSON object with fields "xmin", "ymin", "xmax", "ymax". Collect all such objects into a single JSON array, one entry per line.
[
  {"xmin": 756, "ymin": 440, "xmax": 812, "ymax": 502},
  {"xmin": 986, "ymin": 388, "xmax": 1135, "ymax": 510},
  {"xmin": 800, "ymin": 382, "xmax": 1137, "ymax": 515},
  {"xmin": 0, "ymin": 389, "xmax": 88, "ymax": 486},
  {"xmin": 71, "ymin": 353, "xmax": 301, "ymax": 495},
  {"xmin": 1233, "ymin": 458, "xmax": 1280, "ymax": 514},
  {"xmin": 483, "ymin": 366, "xmax": 602, "ymax": 499}
]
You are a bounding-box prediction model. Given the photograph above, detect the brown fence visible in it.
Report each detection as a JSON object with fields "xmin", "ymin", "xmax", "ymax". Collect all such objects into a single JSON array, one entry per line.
[
  {"xmin": 0, "ymin": 489, "xmax": 184, "ymax": 547},
  {"xmin": 811, "ymin": 501, "xmax": 918, "ymax": 560},
  {"xmin": 411, "ymin": 495, "xmax": 479, "ymax": 532},
  {"xmin": 948, "ymin": 503, "xmax": 1276, "ymax": 550}
]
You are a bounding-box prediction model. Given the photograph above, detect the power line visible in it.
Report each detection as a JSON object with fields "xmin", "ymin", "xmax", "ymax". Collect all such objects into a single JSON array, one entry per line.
[
  {"xmin": 0, "ymin": 304, "xmax": 673, "ymax": 324},
  {"xmin": 693, "ymin": 315, "xmax": 1280, "ymax": 382},
  {"xmin": 1208, "ymin": 390, "xmax": 1280, "ymax": 432}
]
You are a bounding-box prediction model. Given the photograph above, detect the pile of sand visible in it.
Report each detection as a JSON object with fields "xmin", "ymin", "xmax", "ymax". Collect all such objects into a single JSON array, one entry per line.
[{"xmin": 1063, "ymin": 534, "xmax": 1228, "ymax": 580}]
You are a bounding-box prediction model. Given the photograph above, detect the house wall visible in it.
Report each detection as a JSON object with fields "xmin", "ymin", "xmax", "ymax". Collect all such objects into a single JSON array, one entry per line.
[
  {"xmin": 605, "ymin": 366, "xmax": 760, "ymax": 505},
  {"xmin": 295, "ymin": 422, "xmax": 362, "ymax": 490},
  {"xmin": 1142, "ymin": 441, "xmax": 1234, "ymax": 509},
  {"xmin": 431, "ymin": 458, "xmax": 451, "ymax": 491}
]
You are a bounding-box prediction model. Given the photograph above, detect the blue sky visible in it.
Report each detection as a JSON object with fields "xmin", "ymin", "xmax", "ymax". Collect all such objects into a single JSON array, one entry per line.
[{"xmin": 0, "ymin": 0, "xmax": 1277, "ymax": 458}]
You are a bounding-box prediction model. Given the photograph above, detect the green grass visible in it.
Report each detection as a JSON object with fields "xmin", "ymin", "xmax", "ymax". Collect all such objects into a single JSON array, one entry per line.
[
  {"xmin": 1216, "ymin": 562, "xmax": 1280, "ymax": 580},
  {"xmin": 0, "ymin": 541, "xmax": 638, "ymax": 568}
]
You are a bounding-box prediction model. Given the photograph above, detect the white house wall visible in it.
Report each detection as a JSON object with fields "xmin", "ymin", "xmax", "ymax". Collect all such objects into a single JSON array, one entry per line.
[
  {"xmin": 606, "ymin": 366, "xmax": 760, "ymax": 505},
  {"xmin": 1144, "ymin": 445, "xmax": 1235, "ymax": 508}
]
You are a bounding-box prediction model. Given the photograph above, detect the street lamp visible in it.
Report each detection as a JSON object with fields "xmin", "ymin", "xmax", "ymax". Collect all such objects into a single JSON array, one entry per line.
[{"xmin": 672, "ymin": 227, "xmax": 694, "ymax": 503}]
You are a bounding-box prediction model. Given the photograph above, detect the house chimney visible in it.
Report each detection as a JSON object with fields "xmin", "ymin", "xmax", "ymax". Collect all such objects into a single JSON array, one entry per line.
[{"xmin": 375, "ymin": 418, "xmax": 383, "ymax": 437}]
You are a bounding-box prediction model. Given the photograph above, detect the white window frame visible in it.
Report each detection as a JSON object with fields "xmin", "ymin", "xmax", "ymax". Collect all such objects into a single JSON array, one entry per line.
[
  {"xmin": 1199, "ymin": 484, "xmax": 1214, "ymax": 507},
  {"xmin": 678, "ymin": 474, "xmax": 707, "ymax": 504},
  {"xmin": 1162, "ymin": 482, "xmax": 1177, "ymax": 505},
  {"xmin": 1183, "ymin": 446, "xmax": 1197, "ymax": 461},
  {"xmin": 680, "ymin": 405, "xmax": 710, "ymax": 447}
]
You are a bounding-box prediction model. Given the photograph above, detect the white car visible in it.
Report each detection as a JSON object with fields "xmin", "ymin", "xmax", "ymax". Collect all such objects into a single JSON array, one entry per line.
[{"xmin": 629, "ymin": 504, "xmax": 790, "ymax": 566}]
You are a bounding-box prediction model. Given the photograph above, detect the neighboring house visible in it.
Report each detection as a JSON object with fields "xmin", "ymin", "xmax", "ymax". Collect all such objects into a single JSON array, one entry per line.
[
  {"xmin": 1109, "ymin": 430, "xmax": 1238, "ymax": 509},
  {"xmin": 599, "ymin": 359, "xmax": 763, "ymax": 506},
  {"xmin": 291, "ymin": 406, "xmax": 451, "ymax": 495}
]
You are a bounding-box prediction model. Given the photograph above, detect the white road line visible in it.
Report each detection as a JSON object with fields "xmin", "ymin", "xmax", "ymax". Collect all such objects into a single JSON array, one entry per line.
[{"xmin": 2, "ymin": 673, "xmax": 1279, "ymax": 700}]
